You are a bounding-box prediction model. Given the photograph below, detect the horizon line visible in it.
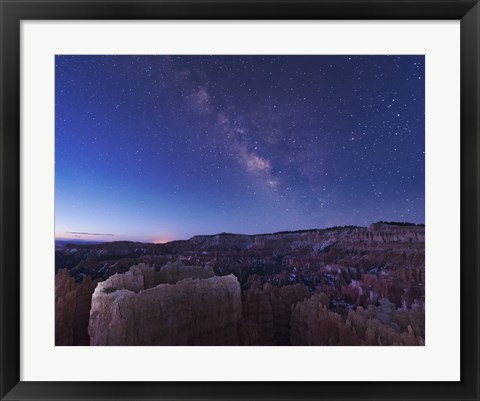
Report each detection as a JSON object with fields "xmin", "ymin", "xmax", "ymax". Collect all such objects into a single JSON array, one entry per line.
[{"xmin": 55, "ymin": 221, "xmax": 425, "ymax": 245}]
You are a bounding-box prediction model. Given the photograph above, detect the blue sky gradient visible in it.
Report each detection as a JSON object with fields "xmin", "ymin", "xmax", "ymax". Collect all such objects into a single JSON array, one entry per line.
[{"xmin": 55, "ymin": 55, "xmax": 424, "ymax": 243}]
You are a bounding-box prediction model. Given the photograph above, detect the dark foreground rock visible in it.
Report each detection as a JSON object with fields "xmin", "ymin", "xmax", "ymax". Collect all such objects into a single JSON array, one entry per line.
[
  {"xmin": 290, "ymin": 294, "xmax": 424, "ymax": 346},
  {"xmin": 55, "ymin": 269, "xmax": 99, "ymax": 345}
]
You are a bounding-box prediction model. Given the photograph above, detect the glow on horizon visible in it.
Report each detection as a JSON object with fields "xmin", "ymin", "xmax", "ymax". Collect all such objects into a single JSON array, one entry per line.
[{"xmin": 151, "ymin": 235, "xmax": 178, "ymax": 244}]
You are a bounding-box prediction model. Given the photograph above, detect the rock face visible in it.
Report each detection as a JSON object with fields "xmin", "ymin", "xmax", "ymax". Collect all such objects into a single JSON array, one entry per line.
[
  {"xmin": 158, "ymin": 261, "xmax": 214, "ymax": 284},
  {"xmin": 290, "ymin": 294, "xmax": 424, "ymax": 346},
  {"xmin": 88, "ymin": 264, "xmax": 241, "ymax": 345},
  {"xmin": 55, "ymin": 269, "xmax": 99, "ymax": 345},
  {"xmin": 240, "ymin": 284, "xmax": 310, "ymax": 345}
]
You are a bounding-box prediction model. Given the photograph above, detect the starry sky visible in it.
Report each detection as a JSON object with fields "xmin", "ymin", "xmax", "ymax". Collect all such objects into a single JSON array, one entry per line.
[{"xmin": 55, "ymin": 55, "xmax": 424, "ymax": 243}]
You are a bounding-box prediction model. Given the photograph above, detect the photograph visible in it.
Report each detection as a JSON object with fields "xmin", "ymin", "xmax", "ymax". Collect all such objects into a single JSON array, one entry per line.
[
  {"xmin": 54, "ymin": 54, "xmax": 425, "ymax": 346},
  {"xmin": 3, "ymin": 0, "xmax": 479, "ymax": 398}
]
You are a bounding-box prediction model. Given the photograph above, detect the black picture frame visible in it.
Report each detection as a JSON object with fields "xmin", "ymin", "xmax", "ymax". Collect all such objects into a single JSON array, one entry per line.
[{"xmin": 1, "ymin": 0, "xmax": 479, "ymax": 400}]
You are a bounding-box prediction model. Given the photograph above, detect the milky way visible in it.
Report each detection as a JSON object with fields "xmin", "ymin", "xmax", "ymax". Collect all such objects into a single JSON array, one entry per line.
[{"xmin": 55, "ymin": 55, "xmax": 424, "ymax": 242}]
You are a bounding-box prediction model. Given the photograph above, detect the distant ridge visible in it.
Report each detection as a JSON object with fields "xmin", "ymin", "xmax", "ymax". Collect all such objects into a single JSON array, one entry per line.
[
  {"xmin": 189, "ymin": 221, "xmax": 423, "ymax": 239},
  {"xmin": 56, "ymin": 221, "xmax": 424, "ymax": 248},
  {"xmin": 375, "ymin": 221, "xmax": 425, "ymax": 227}
]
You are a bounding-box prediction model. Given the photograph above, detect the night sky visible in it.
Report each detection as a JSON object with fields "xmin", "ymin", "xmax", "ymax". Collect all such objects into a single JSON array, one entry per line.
[{"xmin": 55, "ymin": 55, "xmax": 424, "ymax": 243}]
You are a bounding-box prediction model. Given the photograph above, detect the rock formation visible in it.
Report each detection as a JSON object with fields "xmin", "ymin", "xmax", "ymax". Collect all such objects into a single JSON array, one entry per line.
[
  {"xmin": 55, "ymin": 269, "xmax": 99, "ymax": 345},
  {"xmin": 240, "ymin": 283, "xmax": 310, "ymax": 345},
  {"xmin": 157, "ymin": 260, "xmax": 214, "ymax": 284},
  {"xmin": 88, "ymin": 264, "xmax": 241, "ymax": 345},
  {"xmin": 290, "ymin": 294, "xmax": 424, "ymax": 346}
]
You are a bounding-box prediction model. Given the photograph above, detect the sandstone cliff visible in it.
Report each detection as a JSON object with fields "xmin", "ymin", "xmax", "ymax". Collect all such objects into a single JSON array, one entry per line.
[
  {"xmin": 55, "ymin": 269, "xmax": 99, "ymax": 345},
  {"xmin": 158, "ymin": 260, "xmax": 214, "ymax": 284},
  {"xmin": 240, "ymin": 283, "xmax": 310, "ymax": 345},
  {"xmin": 290, "ymin": 294, "xmax": 424, "ymax": 346},
  {"xmin": 88, "ymin": 264, "xmax": 241, "ymax": 345}
]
